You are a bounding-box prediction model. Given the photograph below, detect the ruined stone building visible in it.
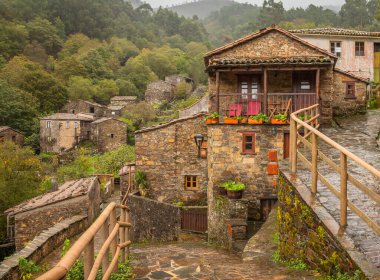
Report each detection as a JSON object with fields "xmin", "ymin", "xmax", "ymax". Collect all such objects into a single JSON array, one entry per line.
[
  {"xmin": 110, "ymin": 96, "xmax": 137, "ymax": 107},
  {"xmin": 90, "ymin": 118, "xmax": 127, "ymax": 153},
  {"xmin": 5, "ymin": 177, "xmax": 100, "ymax": 251},
  {"xmin": 62, "ymin": 99, "xmax": 107, "ymax": 118},
  {"xmin": 133, "ymin": 25, "xmax": 371, "ymax": 248},
  {"xmin": 290, "ymin": 28, "xmax": 380, "ymax": 82},
  {"xmin": 40, "ymin": 113, "xmax": 93, "ymax": 153},
  {"xmin": 0, "ymin": 126, "xmax": 24, "ymax": 146},
  {"xmin": 145, "ymin": 80, "xmax": 175, "ymax": 104}
]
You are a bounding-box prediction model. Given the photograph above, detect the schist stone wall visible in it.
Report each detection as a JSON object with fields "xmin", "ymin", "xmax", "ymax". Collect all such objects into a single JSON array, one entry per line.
[
  {"xmin": 63, "ymin": 100, "xmax": 106, "ymax": 118},
  {"xmin": 90, "ymin": 119, "xmax": 127, "ymax": 153},
  {"xmin": 332, "ymin": 71, "xmax": 368, "ymax": 116},
  {"xmin": 135, "ymin": 114, "xmax": 207, "ymax": 204},
  {"xmin": 207, "ymin": 124, "xmax": 288, "ymax": 247}
]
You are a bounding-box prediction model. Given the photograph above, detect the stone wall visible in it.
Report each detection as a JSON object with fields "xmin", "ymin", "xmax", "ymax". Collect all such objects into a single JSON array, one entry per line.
[
  {"xmin": 278, "ymin": 171, "xmax": 379, "ymax": 279},
  {"xmin": 145, "ymin": 80, "xmax": 174, "ymax": 104},
  {"xmin": 63, "ymin": 100, "xmax": 106, "ymax": 118},
  {"xmin": 14, "ymin": 180, "xmax": 100, "ymax": 251},
  {"xmin": 0, "ymin": 129, "xmax": 24, "ymax": 146},
  {"xmin": 91, "ymin": 119, "xmax": 127, "ymax": 153},
  {"xmin": 332, "ymin": 71, "xmax": 368, "ymax": 116},
  {"xmin": 127, "ymin": 194, "xmax": 181, "ymax": 243},
  {"xmin": 0, "ymin": 216, "xmax": 87, "ymax": 280},
  {"xmin": 319, "ymin": 66, "xmax": 334, "ymax": 123},
  {"xmin": 135, "ymin": 114, "xmax": 207, "ymax": 204},
  {"xmin": 178, "ymin": 95, "xmax": 209, "ymax": 118},
  {"xmin": 207, "ymin": 124, "xmax": 288, "ymax": 247}
]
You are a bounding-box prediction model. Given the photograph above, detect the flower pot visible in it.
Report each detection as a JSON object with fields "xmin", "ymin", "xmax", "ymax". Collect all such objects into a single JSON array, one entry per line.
[
  {"xmin": 206, "ymin": 118, "xmax": 219, "ymax": 124},
  {"xmin": 240, "ymin": 118, "xmax": 248, "ymax": 124},
  {"xmin": 227, "ymin": 190, "xmax": 243, "ymax": 199},
  {"xmin": 218, "ymin": 186, "xmax": 227, "ymax": 195},
  {"xmin": 248, "ymin": 119, "xmax": 263, "ymax": 124},
  {"xmin": 271, "ymin": 119, "xmax": 287, "ymax": 125},
  {"xmin": 224, "ymin": 118, "xmax": 239, "ymax": 124}
]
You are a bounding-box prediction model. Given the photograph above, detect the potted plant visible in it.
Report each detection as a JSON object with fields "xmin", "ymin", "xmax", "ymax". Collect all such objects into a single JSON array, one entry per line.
[
  {"xmin": 248, "ymin": 113, "xmax": 268, "ymax": 124},
  {"xmin": 224, "ymin": 181, "xmax": 246, "ymax": 199},
  {"xmin": 239, "ymin": 116, "xmax": 248, "ymax": 124},
  {"xmin": 135, "ymin": 170, "xmax": 148, "ymax": 197},
  {"xmin": 224, "ymin": 116, "xmax": 239, "ymax": 124},
  {"xmin": 219, "ymin": 181, "xmax": 232, "ymax": 195},
  {"xmin": 205, "ymin": 112, "xmax": 220, "ymax": 124},
  {"xmin": 271, "ymin": 113, "xmax": 288, "ymax": 124}
]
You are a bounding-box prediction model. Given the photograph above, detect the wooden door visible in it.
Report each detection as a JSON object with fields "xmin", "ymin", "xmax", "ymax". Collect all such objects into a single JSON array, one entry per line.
[
  {"xmin": 283, "ymin": 132, "xmax": 290, "ymax": 159},
  {"xmin": 238, "ymin": 75, "xmax": 261, "ymax": 100},
  {"xmin": 293, "ymin": 71, "xmax": 316, "ymax": 110}
]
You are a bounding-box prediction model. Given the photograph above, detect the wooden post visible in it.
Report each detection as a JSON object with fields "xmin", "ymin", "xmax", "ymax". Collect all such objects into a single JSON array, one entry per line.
[
  {"xmin": 128, "ymin": 165, "xmax": 131, "ymax": 192},
  {"xmin": 316, "ymin": 68, "xmax": 320, "ymax": 102},
  {"xmin": 120, "ymin": 209, "xmax": 126, "ymax": 262},
  {"xmin": 290, "ymin": 118, "xmax": 298, "ymax": 173},
  {"xmin": 125, "ymin": 209, "xmax": 130, "ymax": 260},
  {"xmin": 263, "ymin": 68, "xmax": 268, "ymax": 115},
  {"xmin": 109, "ymin": 208, "xmax": 118, "ymax": 272},
  {"xmin": 101, "ymin": 219, "xmax": 110, "ymax": 273},
  {"xmin": 340, "ymin": 152, "xmax": 348, "ymax": 227},
  {"xmin": 84, "ymin": 238, "xmax": 94, "ymax": 279},
  {"xmin": 216, "ymin": 71, "xmax": 220, "ymax": 116},
  {"xmin": 311, "ymin": 132, "xmax": 318, "ymax": 194}
]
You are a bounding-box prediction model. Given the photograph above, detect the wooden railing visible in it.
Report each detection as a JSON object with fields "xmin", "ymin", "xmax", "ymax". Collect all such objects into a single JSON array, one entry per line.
[
  {"xmin": 290, "ymin": 104, "xmax": 380, "ymax": 235},
  {"xmin": 218, "ymin": 92, "xmax": 316, "ymax": 118},
  {"xmin": 37, "ymin": 192, "xmax": 132, "ymax": 280}
]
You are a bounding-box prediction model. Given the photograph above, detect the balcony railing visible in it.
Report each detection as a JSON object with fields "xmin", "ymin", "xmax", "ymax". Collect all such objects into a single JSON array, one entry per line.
[{"xmin": 218, "ymin": 92, "xmax": 317, "ymax": 118}]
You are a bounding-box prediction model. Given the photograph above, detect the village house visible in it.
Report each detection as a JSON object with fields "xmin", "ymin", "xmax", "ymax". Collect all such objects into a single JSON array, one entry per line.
[
  {"xmin": 62, "ymin": 99, "xmax": 107, "ymax": 118},
  {"xmin": 90, "ymin": 118, "xmax": 127, "ymax": 153},
  {"xmin": 145, "ymin": 80, "xmax": 175, "ymax": 104},
  {"xmin": 133, "ymin": 25, "xmax": 370, "ymax": 248},
  {"xmin": 290, "ymin": 28, "xmax": 380, "ymax": 82},
  {"xmin": 106, "ymin": 105, "xmax": 126, "ymax": 117},
  {"xmin": 40, "ymin": 113, "xmax": 93, "ymax": 153},
  {"xmin": 0, "ymin": 126, "xmax": 24, "ymax": 146}
]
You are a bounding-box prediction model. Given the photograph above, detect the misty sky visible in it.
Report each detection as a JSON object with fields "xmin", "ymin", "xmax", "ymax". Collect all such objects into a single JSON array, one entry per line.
[{"xmin": 145, "ymin": 0, "xmax": 345, "ymax": 9}]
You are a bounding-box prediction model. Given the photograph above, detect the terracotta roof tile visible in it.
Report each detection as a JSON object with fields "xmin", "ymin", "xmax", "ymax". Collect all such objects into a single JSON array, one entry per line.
[{"xmin": 290, "ymin": 28, "xmax": 380, "ymax": 37}]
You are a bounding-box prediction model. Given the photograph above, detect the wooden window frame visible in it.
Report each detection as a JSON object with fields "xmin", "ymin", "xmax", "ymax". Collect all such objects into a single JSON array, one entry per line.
[
  {"xmin": 46, "ymin": 121, "xmax": 51, "ymax": 128},
  {"xmin": 355, "ymin": 41, "xmax": 365, "ymax": 57},
  {"xmin": 345, "ymin": 82, "xmax": 356, "ymax": 99},
  {"xmin": 242, "ymin": 132, "xmax": 256, "ymax": 155},
  {"xmin": 184, "ymin": 175, "xmax": 198, "ymax": 191},
  {"xmin": 330, "ymin": 41, "xmax": 341, "ymax": 57}
]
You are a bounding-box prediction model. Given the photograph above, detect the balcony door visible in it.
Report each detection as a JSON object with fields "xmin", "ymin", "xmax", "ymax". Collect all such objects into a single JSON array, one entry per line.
[
  {"xmin": 238, "ymin": 75, "xmax": 261, "ymax": 101},
  {"xmin": 293, "ymin": 71, "xmax": 316, "ymax": 110}
]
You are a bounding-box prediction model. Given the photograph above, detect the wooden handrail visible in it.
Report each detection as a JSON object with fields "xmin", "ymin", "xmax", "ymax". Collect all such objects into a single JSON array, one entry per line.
[{"xmin": 290, "ymin": 104, "xmax": 380, "ymax": 236}]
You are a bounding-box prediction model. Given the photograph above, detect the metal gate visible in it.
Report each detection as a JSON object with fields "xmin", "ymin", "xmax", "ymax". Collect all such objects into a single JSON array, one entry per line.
[{"xmin": 181, "ymin": 207, "xmax": 207, "ymax": 233}]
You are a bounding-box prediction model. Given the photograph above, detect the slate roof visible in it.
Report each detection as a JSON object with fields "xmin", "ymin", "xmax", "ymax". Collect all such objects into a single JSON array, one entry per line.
[
  {"xmin": 91, "ymin": 117, "xmax": 125, "ymax": 125},
  {"xmin": 290, "ymin": 28, "xmax": 380, "ymax": 38},
  {"xmin": 334, "ymin": 68, "xmax": 371, "ymax": 84},
  {"xmin": 5, "ymin": 177, "xmax": 98, "ymax": 216},
  {"xmin": 41, "ymin": 113, "xmax": 94, "ymax": 121},
  {"xmin": 0, "ymin": 126, "xmax": 23, "ymax": 135},
  {"xmin": 108, "ymin": 105, "xmax": 125, "ymax": 111},
  {"xmin": 208, "ymin": 56, "xmax": 334, "ymax": 68}
]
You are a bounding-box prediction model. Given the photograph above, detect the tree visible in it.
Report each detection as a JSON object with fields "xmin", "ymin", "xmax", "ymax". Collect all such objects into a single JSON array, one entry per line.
[
  {"xmin": 340, "ymin": 0, "xmax": 370, "ymax": 27},
  {"xmin": 0, "ymin": 20, "xmax": 29, "ymax": 60},
  {"xmin": 94, "ymin": 79, "xmax": 119, "ymax": 104},
  {"xmin": 67, "ymin": 76, "xmax": 96, "ymax": 101},
  {"xmin": 258, "ymin": 0, "xmax": 285, "ymax": 28}
]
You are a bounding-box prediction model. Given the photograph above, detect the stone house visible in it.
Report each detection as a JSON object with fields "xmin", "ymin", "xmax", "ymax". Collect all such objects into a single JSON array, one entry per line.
[
  {"xmin": 135, "ymin": 113, "xmax": 208, "ymax": 204},
  {"xmin": 0, "ymin": 126, "xmax": 24, "ymax": 146},
  {"xmin": 4, "ymin": 177, "xmax": 100, "ymax": 251},
  {"xmin": 106, "ymin": 105, "xmax": 126, "ymax": 117},
  {"xmin": 290, "ymin": 28, "xmax": 380, "ymax": 82},
  {"xmin": 62, "ymin": 100, "xmax": 107, "ymax": 118},
  {"xmin": 145, "ymin": 80, "xmax": 175, "ymax": 104},
  {"xmin": 133, "ymin": 25, "xmax": 370, "ymax": 247},
  {"xmin": 40, "ymin": 113, "xmax": 93, "ymax": 153},
  {"xmin": 110, "ymin": 96, "xmax": 137, "ymax": 107},
  {"xmin": 90, "ymin": 118, "xmax": 127, "ymax": 153}
]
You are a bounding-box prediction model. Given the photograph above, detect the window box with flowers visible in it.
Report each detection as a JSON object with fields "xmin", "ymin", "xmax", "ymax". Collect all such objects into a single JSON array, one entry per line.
[
  {"xmin": 248, "ymin": 113, "xmax": 268, "ymax": 124},
  {"xmin": 205, "ymin": 112, "xmax": 220, "ymax": 124},
  {"xmin": 271, "ymin": 114, "xmax": 287, "ymax": 124}
]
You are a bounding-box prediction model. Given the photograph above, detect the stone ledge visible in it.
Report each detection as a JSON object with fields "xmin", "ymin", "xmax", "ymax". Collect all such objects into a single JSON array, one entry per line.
[
  {"xmin": 0, "ymin": 215, "xmax": 87, "ymax": 280},
  {"xmin": 280, "ymin": 169, "xmax": 380, "ymax": 280}
]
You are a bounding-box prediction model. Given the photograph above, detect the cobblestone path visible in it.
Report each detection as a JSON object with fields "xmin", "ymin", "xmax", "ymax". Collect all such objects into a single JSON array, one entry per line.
[
  {"xmin": 297, "ymin": 110, "xmax": 380, "ymax": 268},
  {"xmin": 130, "ymin": 242, "xmax": 315, "ymax": 280}
]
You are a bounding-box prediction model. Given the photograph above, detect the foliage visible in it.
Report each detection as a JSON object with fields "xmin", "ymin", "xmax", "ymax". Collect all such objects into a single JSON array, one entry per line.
[
  {"xmin": 273, "ymin": 114, "xmax": 288, "ymax": 121},
  {"xmin": 272, "ymin": 250, "xmax": 308, "ymax": 271},
  {"xmin": 110, "ymin": 261, "xmax": 134, "ymax": 280},
  {"xmin": 249, "ymin": 113, "xmax": 268, "ymax": 122},
  {"xmin": 174, "ymin": 201, "xmax": 185, "ymax": 207},
  {"xmin": 61, "ymin": 239, "xmax": 71, "ymax": 257},
  {"xmin": 221, "ymin": 181, "xmax": 246, "ymax": 191},
  {"xmin": 135, "ymin": 170, "xmax": 148, "ymax": 191},
  {"xmin": 18, "ymin": 257, "xmax": 42, "ymax": 280},
  {"xmin": 121, "ymin": 102, "xmax": 157, "ymax": 131},
  {"xmin": 66, "ymin": 259, "xmax": 85, "ymax": 280},
  {"xmin": 205, "ymin": 112, "xmax": 220, "ymax": 120}
]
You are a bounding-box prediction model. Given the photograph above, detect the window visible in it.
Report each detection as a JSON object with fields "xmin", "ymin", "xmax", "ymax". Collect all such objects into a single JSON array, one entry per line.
[
  {"xmin": 12, "ymin": 135, "xmax": 16, "ymax": 142},
  {"xmin": 112, "ymin": 111, "xmax": 116, "ymax": 115},
  {"xmin": 330, "ymin": 41, "xmax": 341, "ymax": 57},
  {"xmin": 46, "ymin": 121, "xmax": 51, "ymax": 128},
  {"xmin": 90, "ymin": 106, "xmax": 95, "ymax": 113},
  {"xmin": 242, "ymin": 132, "xmax": 255, "ymax": 154},
  {"xmin": 74, "ymin": 121, "xmax": 78, "ymax": 128},
  {"xmin": 355, "ymin": 42, "xmax": 365, "ymax": 56},
  {"xmin": 300, "ymin": 81, "xmax": 311, "ymax": 90},
  {"xmin": 110, "ymin": 133, "xmax": 114, "ymax": 139},
  {"xmin": 66, "ymin": 121, "xmax": 70, "ymax": 129},
  {"xmin": 47, "ymin": 136, "xmax": 52, "ymax": 142},
  {"xmin": 345, "ymin": 82, "xmax": 356, "ymax": 98},
  {"xmin": 184, "ymin": 176, "xmax": 198, "ymax": 191}
]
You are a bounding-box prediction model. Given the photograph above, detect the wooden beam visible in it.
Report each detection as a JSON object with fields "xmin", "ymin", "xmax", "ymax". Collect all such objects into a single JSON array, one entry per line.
[
  {"xmin": 316, "ymin": 68, "xmax": 320, "ymax": 101},
  {"xmin": 216, "ymin": 71, "xmax": 220, "ymax": 115},
  {"xmin": 263, "ymin": 68, "xmax": 268, "ymax": 115}
]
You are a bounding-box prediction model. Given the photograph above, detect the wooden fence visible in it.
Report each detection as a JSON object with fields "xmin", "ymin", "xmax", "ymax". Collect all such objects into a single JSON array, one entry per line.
[
  {"xmin": 37, "ymin": 192, "xmax": 132, "ymax": 280},
  {"xmin": 290, "ymin": 104, "xmax": 380, "ymax": 235}
]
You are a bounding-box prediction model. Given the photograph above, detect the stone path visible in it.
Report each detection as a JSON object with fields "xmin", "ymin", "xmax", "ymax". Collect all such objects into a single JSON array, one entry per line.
[
  {"xmin": 297, "ymin": 110, "xmax": 380, "ymax": 268},
  {"xmin": 130, "ymin": 242, "xmax": 316, "ymax": 280}
]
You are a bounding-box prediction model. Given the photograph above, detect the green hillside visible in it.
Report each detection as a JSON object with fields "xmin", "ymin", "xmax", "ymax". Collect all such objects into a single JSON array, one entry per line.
[{"xmin": 169, "ymin": 0, "xmax": 234, "ymax": 19}]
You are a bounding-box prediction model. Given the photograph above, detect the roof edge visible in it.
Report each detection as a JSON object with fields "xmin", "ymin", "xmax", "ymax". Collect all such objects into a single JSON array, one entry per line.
[{"xmin": 334, "ymin": 68, "xmax": 370, "ymax": 84}]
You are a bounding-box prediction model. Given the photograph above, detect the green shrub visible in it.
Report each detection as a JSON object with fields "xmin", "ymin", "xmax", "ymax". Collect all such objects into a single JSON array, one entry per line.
[
  {"xmin": 18, "ymin": 257, "xmax": 42, "ymax": 280},
  {"xmin": 273, "ymin": 114, "xmax": 287, "ymax": 121},
  {"xmin": 249, "ymin": 113, "xmax": 268, "ymax": 122},
  {"xmin": 221, "ymin": 181, "xmax": 245, "ymax": 191},
  {"xmin": 204, "ymin": 112, "xmax": 219, "ymax": 120}
]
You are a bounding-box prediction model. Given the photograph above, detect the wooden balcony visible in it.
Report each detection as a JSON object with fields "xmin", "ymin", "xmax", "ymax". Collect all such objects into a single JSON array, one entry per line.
[{"xmin": 217, "ymin": 92, "xmax": 317, "ymax": 119}]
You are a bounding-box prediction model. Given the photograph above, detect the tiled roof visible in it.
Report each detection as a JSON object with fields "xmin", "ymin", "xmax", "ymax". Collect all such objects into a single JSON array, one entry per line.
[
  {"xmin": 334, "ymin": 68, "xmax": 370, "ymax": 84},
  {"xmin": 91, "ymin": 117, "xmax": 124, "ymax": 125},
  {"xmin": 0, "ymin": 126, "xmax": 23, "ymax": 135},
  {"xmin": 41, "ymin": 113, "xmax": 94, "ymax": 121},
  {"xmin": 204, "ymin": 25, "xmax": 337, "ymax": 62},
  {"xmin": 5, "ymin": 177, "xmax": 98, "ymax": 215},
  {"xmin": 290, "ymin": 28, "xmax": 380, "ymax": 37},
  {"xmin": 208, "ymin": 56, "xmax": 334, "ymax": 67}
]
